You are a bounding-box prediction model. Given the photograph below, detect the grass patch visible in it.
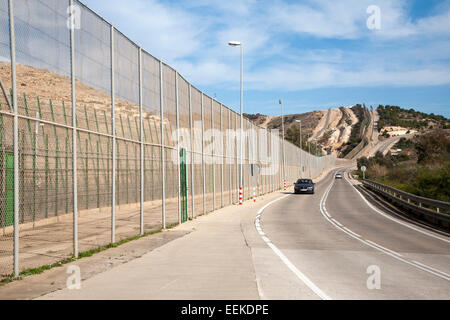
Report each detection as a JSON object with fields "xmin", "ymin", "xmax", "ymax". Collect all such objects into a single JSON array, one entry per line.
[{"xmin": 0, "ymin": 227, "xmax": 168, "ymax": 285}]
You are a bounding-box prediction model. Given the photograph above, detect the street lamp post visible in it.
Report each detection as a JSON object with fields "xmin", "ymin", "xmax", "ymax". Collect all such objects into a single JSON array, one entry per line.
[{"xmin": 228, "ymin": 41, "xmax": 244, "ymax": 205}]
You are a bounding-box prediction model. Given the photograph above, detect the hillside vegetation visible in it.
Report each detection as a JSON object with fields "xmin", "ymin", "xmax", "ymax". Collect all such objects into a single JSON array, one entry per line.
[
  {"xmin": 377, "ymin": 105, "xmax": 450, "ymax": 131},
  {"xmin": 357, "ymin": 129, "xmax": 450, "ymax": 203}
]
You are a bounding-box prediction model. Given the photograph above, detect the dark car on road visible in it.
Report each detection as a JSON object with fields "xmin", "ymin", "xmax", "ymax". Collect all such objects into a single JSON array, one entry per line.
[{"xmin": 294, "ymin": 179, "xmax": 315, "ymax": 194}]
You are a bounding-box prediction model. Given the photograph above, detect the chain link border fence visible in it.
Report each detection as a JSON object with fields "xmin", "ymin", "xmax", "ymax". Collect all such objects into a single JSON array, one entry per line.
[{"xmin": 0, "ymin": 0, "xmax": 339, "ymax": 278}]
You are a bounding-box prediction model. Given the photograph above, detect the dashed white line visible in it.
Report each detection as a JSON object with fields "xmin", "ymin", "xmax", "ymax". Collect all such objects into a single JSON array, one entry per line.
[
  {"xmin": 321, "ymin": 173, "xmax": 450, "ymax": 282},
  {"xmin": 254, "ymin": 195, "xmax": 331, "ymax": 300}
]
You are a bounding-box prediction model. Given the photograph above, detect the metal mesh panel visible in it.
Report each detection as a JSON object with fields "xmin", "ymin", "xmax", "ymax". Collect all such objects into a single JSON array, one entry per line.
[
  {"xmin": 177, "ymin": 76, "xmax": 190, "ymax": 143},
  {"xmin": 115, "ymin": 139, "xmax": 140, "ymax": 240},
  {"xmin": 243, "ymin": 119, "xmax": 249, "ymax": 200},
  {"xmin": 75, "ymin": 131, "xmax": 112, "ymax": 252},
  {"xmin": 248, "ymin": 122, "xmax": 256, "ymax": 200},
  {"xmin": 203, "ymin": 95, "xmax": 213, "ymax": 213},
  {"xmin": 0, "ymin": 113, "xmax": 13, "ymax": 277},
  {"xmin": 72, "ymin": 2, "xmax": 114, "ymax": 253},
  {"xmin": 143, "ymin": 144, "xmax": 162, "ymax": 232},
  {"xmin": 221, "ymin": 106, "xmax": 230, "ymax": 206},
  {"xmin": 75, "ymin": 1, "xmax": 111, "ymax": 135},
  {"xmin": 161, "ymin": 64, "xmax": 178, "ymax": 224},
  {"xmin": 164, "ymin": 146, "xmax": 178, "ymax": 226},
  {"xmin": 230, "ymin": 111, "xmax": 238, "ymax": 204},
  {"xmin": 213, "ymin": 100, "xmax": 221, "ymax": 208},
  {"xmin": 14, "ymin": 0, "xmax": 72, "ymax": 125},
  {"xmin": 114, "ymin": 30, "xmax": 139, "ymax": 140},
  {"xmin": 162, "ymin": 64, "xmax": 176, "ymax": 147},
  {"xmin": 142, "ymin": 51, "xmax": 160, "ymax": 144},
  {"xmin": 13, "ymin": 0, "xmax": 73, "ymax": 273},
  {"xmin": 191, "ymin": 87, "xmax": 203, "ymax": 216},
  {"xmin": 259, "ymin": 128, "xmax": 269, "ymax": 195},
  {"xmin": 0, "ymin": 0, "xmax": 9, "ymax": 64},
  {"xmin": 177, "ymin": 75, "xmax": 190, "ymax": 218},
  {"xmin": 18, "ymin": 117, "xmax": 74, "ymax": 270}
]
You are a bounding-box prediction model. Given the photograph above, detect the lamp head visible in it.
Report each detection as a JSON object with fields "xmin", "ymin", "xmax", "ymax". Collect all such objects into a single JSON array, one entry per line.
[{"xmin": 228, "ymin": 41, "xmax": 242, "ymax": 46}]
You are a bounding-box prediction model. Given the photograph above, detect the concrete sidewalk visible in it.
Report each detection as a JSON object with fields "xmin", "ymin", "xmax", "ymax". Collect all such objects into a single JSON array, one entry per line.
[{"xmin": 33, "ymin": 190, "xmax": 288, "ymax": 300}]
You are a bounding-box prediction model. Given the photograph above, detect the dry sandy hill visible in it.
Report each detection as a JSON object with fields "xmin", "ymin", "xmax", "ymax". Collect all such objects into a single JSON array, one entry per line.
[
  {"xmin": 313, "ymin": 106, "xmax": 359, "ymax": 156},
  {"xmin": 244, "ymin": 106, "xmax": 362, "ymax": 157},
  {"xmin": 0, "ymin": 62, "xmax": 172, "ymax": 142},
  {"xmin": 245, "ymin": 111, "xmax": 325, "ymax": 139}
]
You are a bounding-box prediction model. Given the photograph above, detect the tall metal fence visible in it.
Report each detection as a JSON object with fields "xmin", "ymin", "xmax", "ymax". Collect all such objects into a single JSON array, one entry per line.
[{"xmin": 0, "ymin": 0, "xmax": 337, "ymax": 278}]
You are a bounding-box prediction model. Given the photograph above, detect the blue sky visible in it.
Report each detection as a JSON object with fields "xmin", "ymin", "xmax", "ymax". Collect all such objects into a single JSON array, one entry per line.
[{"xmin": 82, "ymin": 0, "xmax": 450, "ymax": 117}]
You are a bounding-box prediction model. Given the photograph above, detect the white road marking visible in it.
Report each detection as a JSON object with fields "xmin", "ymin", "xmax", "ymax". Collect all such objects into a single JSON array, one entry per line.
[
  {"xmin": 344, "ymin": 173, "xmax": 450, "ymax": 244},
  {"xmin": 321, "ymin": 173, "xmax": 450, "ymax": 281},
  {"xmin": 331, "ymin": 219, "xmax": 342, "ymax": 227},
  {"xmin": 365, "ymin": 240, "xmax": 403, "ymax": 257},
  {"xmin": 342, "ymin": 226, "xmax": 361, "ymax": 238},
  {"xmin": 255, "ymin": 277, "xmax": 265, "ymax": 300},
  {"xmin": 412, "ymin": 260, "xmax": 450, "ymax": 276},
  {"xmin": 254, "ymin": 194, "xmax": 332, "ymax": 300}
]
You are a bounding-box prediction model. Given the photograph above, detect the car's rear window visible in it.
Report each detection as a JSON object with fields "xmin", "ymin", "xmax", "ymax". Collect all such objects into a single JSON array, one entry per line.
[{"xmin": 297, "ymin": 179, "xmax": 312, "ymax": 184}]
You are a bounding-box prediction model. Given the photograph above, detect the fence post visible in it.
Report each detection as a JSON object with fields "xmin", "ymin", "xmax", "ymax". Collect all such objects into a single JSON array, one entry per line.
[
  {"xmin": 110, "ymin": 25, "xmax": 116, "ymax": 243},
  {"xmin": 268, "ymin": 130, "xmax": 271, "ymax": 193},
  {"xmin": 228, "ymin": 108, "xmax": 232, "ymax": 205},
  {"xmin": 68, "ymin": 0, "xmax": 79, "ymax": 258},
  {"xmin": 8, "ymin": 0, "xmax": 19, "ymax": 276},
  {"xmin": 248, "ymin": 122, "xmax": 251, "ymax": 200},
  {"xmin": 175, "ymin": 71, "xmax": 181, "ymax": 224},
  {"xmin": 235, "ymin": 114, "xmax": 238, "ymax": 203},
  {"xmin": 138, "ymin": 48, "xmax": 144, "ymax": 235},
  {"xmin": 220, "ymin": 104, "xmax": 224, "ymax": 208},
  {"xmin": 188, "ymin": 84, "xmax": 194, "ymax": 219},
  {"xmin": 211, "ymin": 98, "xmax": 215, "ymax": 211},
  {"xmin": 201, "ymin": 94, "xmax": 206, "ymax": 214},
  {"xmin": 160, "ymin": 61, "xmax": 166, "ymax": 228}
]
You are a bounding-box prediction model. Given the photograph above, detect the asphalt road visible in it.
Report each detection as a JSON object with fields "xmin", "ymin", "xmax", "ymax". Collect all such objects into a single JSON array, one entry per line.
[
  {"xmin": 255, "ymin": 170, "xmax": 450, "ymax": 299},
  {"xmin": 366, "ymin": 134, "xmax": 415, "ymax": 158},
  {"xmin": 35, "ymin": 169, "xmax": 449, "ymax": 300}
]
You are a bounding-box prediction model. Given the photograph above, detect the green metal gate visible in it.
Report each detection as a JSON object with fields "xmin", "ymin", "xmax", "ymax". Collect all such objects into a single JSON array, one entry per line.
[
  {"xmin": 4, "ymin": 152, "xmax": 14, "ymax": 227},
  {"xmin": 180, "ymin": 148, "xmax": 188, "ymax": 222}
]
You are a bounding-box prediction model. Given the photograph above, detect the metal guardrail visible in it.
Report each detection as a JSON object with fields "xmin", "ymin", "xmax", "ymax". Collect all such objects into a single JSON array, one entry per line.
[{"xmin": 362, "ymin": 179, "xmax": 450, "ymax": 230}]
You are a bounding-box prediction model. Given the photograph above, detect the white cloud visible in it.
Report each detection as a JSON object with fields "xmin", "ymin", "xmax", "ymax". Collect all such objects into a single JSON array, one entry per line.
[
  {"xmin": 175, "ymin": 59, "xmax": 236, "ymax": 86},
  {"xmin": 81, "ymin": 0, "xmax": 450, "ymax": 92},
  {"xmin": 244, "ymin": 63, "xmax": 450, "ymax": 91},
  {"xmin": 271, "ymin": 0, "xmax": 365, "ymax": 39},
  {"xmin": 186, "ymin": 0, "xmax": 257, "ymax": 16},
  {"xmin": 86, "ymin": 0, "xmax": 209, "ymax": 62},
  {"xmin": 416, "ymin": 9, "xmax": 450, "ymax": 36}
]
